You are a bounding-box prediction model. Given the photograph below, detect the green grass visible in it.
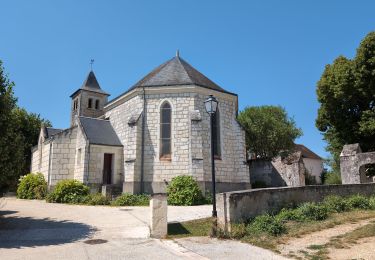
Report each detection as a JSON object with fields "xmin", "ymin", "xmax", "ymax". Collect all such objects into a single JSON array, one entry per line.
[{"xmin": 167, "ymin": 218, "xmax": 212, "ymax": 238}]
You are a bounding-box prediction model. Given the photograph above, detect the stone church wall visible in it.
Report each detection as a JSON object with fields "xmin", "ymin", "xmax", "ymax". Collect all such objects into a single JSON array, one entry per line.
[
  {"xmin": 105, "ymin": 86, "xmax": 250, "ymax": 194},
  {"xmin": 195, "ymin": 91, "xmax": 250, "ymax": 192},
  {"xmin": 105, "ymin": 94, "xmax": 143, "ymax": 193},
  {"xmin": 74, "ymin": 125, "xmax": 87, "ymax": 183},
  {"xmin": 87, "ymin": 145, "xmax": 123, "ymax": 187},
  {"xmin": 48, "ymin": 128, "xmax": 77, "ymax": 185}
]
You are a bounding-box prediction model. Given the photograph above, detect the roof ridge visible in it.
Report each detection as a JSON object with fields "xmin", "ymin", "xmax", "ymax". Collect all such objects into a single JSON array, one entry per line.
[
  {"xmin": 176, "ymin": 56, "xmax": 194, "ymax": 84},
  {"xmin": 78, "ymin": 116, "xmax": 110, "ymax": 122}
]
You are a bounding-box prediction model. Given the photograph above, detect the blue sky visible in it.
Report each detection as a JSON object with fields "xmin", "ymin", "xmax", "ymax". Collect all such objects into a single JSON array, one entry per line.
[{"xmin": 1, "ymin": 1, "xmax": 375, "ymax": 159}]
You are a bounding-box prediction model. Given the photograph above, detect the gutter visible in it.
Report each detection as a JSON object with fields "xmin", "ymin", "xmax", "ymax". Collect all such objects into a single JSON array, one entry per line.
[
  {"xmin": 47, "ymin": 141, "xmax": 53, "ymax": 186},
  {"xmin": 140, "ymin": 87, "xmax": 146, "ymax": 193}
]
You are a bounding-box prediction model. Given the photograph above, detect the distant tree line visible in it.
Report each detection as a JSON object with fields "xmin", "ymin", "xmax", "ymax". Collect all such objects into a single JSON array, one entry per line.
[{"xmin": 0, "ymin": 60, "xmax": 50, "ymax": 193}]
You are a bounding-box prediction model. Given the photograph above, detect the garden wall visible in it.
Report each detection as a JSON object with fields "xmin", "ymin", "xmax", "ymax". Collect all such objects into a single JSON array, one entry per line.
[{"xmin": 217, "ymin": 183, "xmax": 375, "ymax": 232}]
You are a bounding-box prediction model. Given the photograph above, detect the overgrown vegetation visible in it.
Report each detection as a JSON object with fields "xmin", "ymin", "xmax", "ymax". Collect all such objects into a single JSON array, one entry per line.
[
  {"xmin": 110, "ymin": 193, "xmax": 150, "ymax": 206},
  {"xmin": 16, "ymin": 173, "xmax": 47, "ymax": 200},
  {"xmin": 166, "ymin": 175, "xmax": 205, "ymax": 206},
  {"xmin": 168, "ymin": 194, "xmax": 375, "ymax": 252}
]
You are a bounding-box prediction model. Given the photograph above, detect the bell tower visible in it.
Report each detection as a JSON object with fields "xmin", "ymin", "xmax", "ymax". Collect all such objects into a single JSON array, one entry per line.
[{"xmin": 70, "ymin": 70, "xmax": 109, "ymax": 126}]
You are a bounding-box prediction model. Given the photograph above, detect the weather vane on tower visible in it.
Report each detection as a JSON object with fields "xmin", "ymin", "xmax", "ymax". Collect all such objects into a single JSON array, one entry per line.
[{"xmin": 90, "ymin": 59, "xmax": 95, "ymax": 71}]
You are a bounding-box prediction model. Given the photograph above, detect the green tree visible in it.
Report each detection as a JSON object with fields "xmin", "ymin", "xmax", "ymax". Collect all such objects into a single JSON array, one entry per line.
[
  {"xmin": 13, "ymin": 108, "xmax": 51, "ymax": 178},
  {"xmin": 0, "ymin": 61, "xmax": 51, "ymax": 192},
  {"xmin": 0, "ymin": 61, "xmax": 23, "ymax": 192},
  {"xmin": 316, "ymin": 31, "xmax": 375, "ymax": 166},
  {"xmin": 238, "ymin": 105, "xmax": 302, "ymax": 159}
]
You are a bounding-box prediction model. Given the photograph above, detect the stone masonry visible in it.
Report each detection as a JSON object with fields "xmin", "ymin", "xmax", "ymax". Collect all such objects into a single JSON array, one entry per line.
[{"xmin": 340, "ymin": 143, "xmax": 375, "ymax": 184}]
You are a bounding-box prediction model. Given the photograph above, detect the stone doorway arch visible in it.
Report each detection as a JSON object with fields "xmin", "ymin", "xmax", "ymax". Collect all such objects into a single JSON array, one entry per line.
[{"xmin": 340, "ymin": 144, "xmax": 375, "ymax": 184}]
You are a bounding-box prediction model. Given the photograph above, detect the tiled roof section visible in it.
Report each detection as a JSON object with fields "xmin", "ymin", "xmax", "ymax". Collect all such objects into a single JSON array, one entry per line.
[
  {"xmin": 78, "ymin": 117, "xmax": 122, "ymax": 147},
  {"xmin": 109, "ymin": 55, "xmax": 236, "ymax": 103},
  {"xmin": 295, "ymin": 144, "xmax": 322, "ymax": 160},
  {"xmin": 46, "ymin": 127, "xmax": 63, "ymax": 138},
  {"xmin": 70, "ymin": 71, "xmax": 109, "ymax": 97}
]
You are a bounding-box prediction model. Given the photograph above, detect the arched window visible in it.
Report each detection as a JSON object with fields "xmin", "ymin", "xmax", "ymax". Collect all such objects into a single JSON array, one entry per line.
[
  {"xmin": 160, "ymin": 101, "xmax": 172, "ymax": 160},
  {"xmin": 212, "ymin": 108, "xmax": 221, "ymax": 158},
  {"xmin": 95, "ymin": 99, "xmax": 100, "ymax": 110},
  {"xmin": 88, "ymin": 98, "xmax": 93, "ymax": 109}
]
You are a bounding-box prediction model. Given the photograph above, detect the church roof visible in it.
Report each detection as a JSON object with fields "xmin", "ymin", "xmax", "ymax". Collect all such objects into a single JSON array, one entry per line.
[
  {"xmin": 109, "ymin": 54, "xmax": 236, "ymax": 104},
  {"xmin": 78, "ymin": 117, "xmax": 122, "ymax": 147},
  {"xmin": 295, "ymin": 144, "xmax": 322, "ymax": 160},
  {"xmin": 70, "ymin": 71, "xmax": 109, "ymax": 98},
  {"xmin": 45, "ymin": 127, "xmax": 63, "ymax": 138}
]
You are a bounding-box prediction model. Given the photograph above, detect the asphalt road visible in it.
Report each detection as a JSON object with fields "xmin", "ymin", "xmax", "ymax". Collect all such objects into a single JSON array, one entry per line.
[{"xmin": 0, "ymin": 197, "xmax": 287, "ymax": 260}]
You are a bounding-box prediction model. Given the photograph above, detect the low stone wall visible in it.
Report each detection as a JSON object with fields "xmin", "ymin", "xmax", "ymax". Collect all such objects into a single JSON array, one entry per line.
[{"xmin": 217, "ymin": 183, "xmax": 375, "ymax": 232}]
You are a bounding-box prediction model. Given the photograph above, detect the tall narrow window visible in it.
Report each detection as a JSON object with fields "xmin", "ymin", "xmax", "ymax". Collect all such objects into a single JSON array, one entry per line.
[
  {"xmin": 95, "ymin": 99, "xmax": 100, "ymax": 110},
  {"xmin": 212, "ymin": 108, "xmax": 221, "ymax": 158},
  {"xmin": 160, "ymin": 101, "xmax": 172, "ymax": 160},
  {"xmin": 88, "ymin": 98, "xmax": 92, "ymax": 109},
  {"xmin": 77, "ymin": 149, "xmax": 82, "ymax": 165}
]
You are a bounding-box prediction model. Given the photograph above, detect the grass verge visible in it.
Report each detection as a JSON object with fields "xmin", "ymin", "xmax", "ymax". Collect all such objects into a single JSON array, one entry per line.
[{"xmin": 166, "ymin": 210, "xmax": 375, "ymax": 252}]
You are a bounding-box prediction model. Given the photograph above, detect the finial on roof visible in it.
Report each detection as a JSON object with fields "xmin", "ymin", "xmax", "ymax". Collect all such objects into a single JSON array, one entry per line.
[
  {"xmin": 90, "ymin": 59, "xmax": 95, "ymax": 71},
  {"xmin": 176, "ymin": 49, "xmax": 179, "ymax": 58}
]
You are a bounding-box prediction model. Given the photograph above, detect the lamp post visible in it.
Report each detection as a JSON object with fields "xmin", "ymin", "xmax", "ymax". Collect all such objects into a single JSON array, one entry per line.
[{"xmin": 204, "ymin": 95, "xmax": 218, "ymax": 232}]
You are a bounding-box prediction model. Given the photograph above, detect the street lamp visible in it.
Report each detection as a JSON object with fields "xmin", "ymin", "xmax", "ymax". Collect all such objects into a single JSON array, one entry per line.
[{"xmin": 204, "ymin": 95, "xmax": 218, "ymax": 225}]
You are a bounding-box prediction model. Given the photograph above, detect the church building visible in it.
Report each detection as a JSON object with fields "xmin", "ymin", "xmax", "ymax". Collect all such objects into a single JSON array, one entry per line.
[{"xmin": 31, "ymin": 54, "xmax": 250, "ymax": 194}]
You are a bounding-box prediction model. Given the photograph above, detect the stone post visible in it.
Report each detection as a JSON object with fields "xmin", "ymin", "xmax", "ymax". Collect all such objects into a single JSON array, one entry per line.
[
  {"xmin": 340, "ymin": 144, "xmax": 361, "ymax": 184},
  {"xmin": 150, "ymin": 193, "xmax": 167, "ymax": 238}
]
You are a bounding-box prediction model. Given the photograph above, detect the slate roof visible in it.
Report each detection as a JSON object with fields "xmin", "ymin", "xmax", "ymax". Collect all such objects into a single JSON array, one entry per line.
[
  {"xmin": 109, "ymin": 55, "xmax": 236, "ymax": 104},
  {"xmin": 46, "ymin": 127, "xmax": 63, "ymax": 138},
  {"xmin": 70, "ymin": 71, "xmax": 109, "ymax": 97},
  {"xmin": 295, "ymin": 144, "xmax": 322, "ymax": 160},
  {"xmin": 78, "ymin": 117, "xmax": 122, "ymax": 146}
]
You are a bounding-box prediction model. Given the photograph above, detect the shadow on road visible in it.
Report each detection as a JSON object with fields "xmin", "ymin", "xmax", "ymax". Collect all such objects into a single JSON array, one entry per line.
[{"xmin": 0, "ymin": 213, "xmax": 96, "ymax": 249}]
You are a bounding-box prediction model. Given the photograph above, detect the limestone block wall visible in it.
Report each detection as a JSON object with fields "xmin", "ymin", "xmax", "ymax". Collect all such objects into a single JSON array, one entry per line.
[
  {"xmin": 49, "ymin": 127, "xmax": 77, "ymax": 185},
  {"xmin": 195, "ymin": 91, "xmax": 250, "ymax": 191},
  {"xmin": 71, "ymin": 91, "xmax": 108, "ymax": 126},
  {"xmin": 87, "ymin": 144, "xmax": 123, "ymax": 185},
  {"xmin": 74, "ymin": 125, "xmax": 88, "ymax": 183},
  {"xmin": 142, "ymin": 92, "xmax": 194, "ymax": 189},
  {"xmin": 217, "ymin": 183, "xmax": 375, "ymax": 232},
  {"xmin": 340, "ymin": 143, "xmax": 375, "ymax": 184},
  {"xmin": 105, "ymin": 94, "xmax": 143, "ymax": 192},
  {"xmin": 30, "ymin": 146, "xmax": 39, "ymax": 173},
  {"xmin": 40, "ymin": 142, "xmax": 51, "ymax": 182},
  {"xmin": 303, "ymin": 158, "xmax": 323, "ymax": 184}
]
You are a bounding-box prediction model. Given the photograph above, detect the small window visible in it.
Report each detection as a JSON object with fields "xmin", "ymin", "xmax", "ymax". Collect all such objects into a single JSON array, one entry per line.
[
  {"xmin": 77, "ymin": 149, "xmax": 82, "ymax": 165},
  {"xmin": 73, "ymin": 99, "xmax": 78, "ymax": 111},
  {"xmin": 160, "ymin": 101, "xmax": 172, "ymax": 160},
  {"xmin": 212, "ymin": 108, "xmax": 221, "ymax": 158},
  {"xmin": 95, "ymin": 99, "xmax": 100, "ymax": 110},
  {"xmin": 88, "ymin": 98, "xmax": 92, "ymax": 109}
]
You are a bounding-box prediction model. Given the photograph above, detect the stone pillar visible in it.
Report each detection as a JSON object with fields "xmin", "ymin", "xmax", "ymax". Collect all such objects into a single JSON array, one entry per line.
[
  {"xmin": 150, "ymin": 193, "xmax": 167, "ymax": 238},
  {"xmin": 340, "ymin": 144, "xmax": 361, "ymax": 184}
]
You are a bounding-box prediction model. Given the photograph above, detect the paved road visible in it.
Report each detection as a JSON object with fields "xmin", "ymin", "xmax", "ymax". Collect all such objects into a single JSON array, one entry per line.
[{"xmin": 0, "ymin": 198, "xmax": 287, "ymax": 260}]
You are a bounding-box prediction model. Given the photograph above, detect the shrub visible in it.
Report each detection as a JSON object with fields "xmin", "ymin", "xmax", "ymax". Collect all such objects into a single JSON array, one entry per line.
[
  {"xmin": 276, "ymin": 208, "xmax": 304, "ymax": 222},
  {"xmin": 369, "ymin": 196, "xmax": 375, "ymax": 210},
  {"xmin": 46, "ymin": 179, "xmax": 89, "ymax": 203},
  {"xmin": 111, "ymin": 193, "xmax": 150, "ymax": 206},
  {"xmin": 167, "ymin": 175, "xmax": 204, "ymax": 206},
  {"xmin": 323, "ymin": 195, "xmax": 351, "ymax": 213},
  {"xmin": 247, "ymin": 214, "xmax": 286, "ymax": 236},
  {"xmin": 297, "ymin": 202, "xmax": 329, "ymax": 221},
  {"xmin": 324, "ymin": 172, "xmax": 342, "ymax": 185},
  {"xmin": 17, "ymin": 173, "xmax": 47, "ymax": 200},
  {"xmin": 347, "ymin": 194, "xmax": 370, "ymax": 209},
  {"xmin": 82, "ymin": 193, "xmax": 110, "ymax": 205}
]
